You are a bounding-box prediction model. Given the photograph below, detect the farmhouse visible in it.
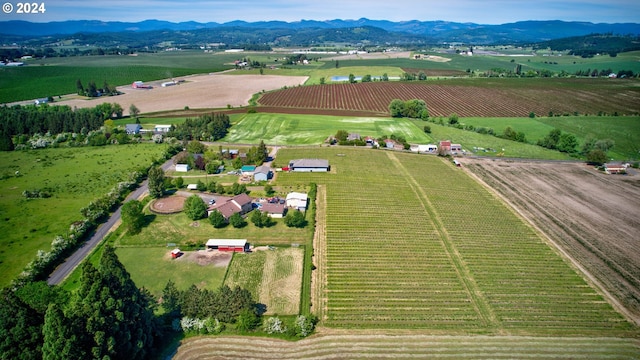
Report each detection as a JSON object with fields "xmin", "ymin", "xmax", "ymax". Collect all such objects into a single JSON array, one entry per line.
[
  {"xmin": 347, "ymin": 133, "xmax": 361, "ymax": 141},
  {"xmin": 176, "ymin": 164, "xmax": 190, "ymax": 172},
  {"xmin": 254, "ymin": 165, "xmax": 271, "ymax": 181},
  {"xmin": 260, "ymin": 202, "xmax": 287, "ymax": 218},
  {"xmin": 289, "ymin": 159, "xmax": 329, "ymax": 172},
  {"xmin": 125, "ymin": 124, "xmax": 142, "ymax": 135},
  {"xmin": 439, "ymin": 140, "xmax": 452, "ymax": 153},
  {"xmin": 206, "ymin": 239, "xmax": 249, "ymax": 252},
  {"xmin": 207, "ymin": 193, "xmax": 253, "ymax": 219},
  {"xmin": 451, "ymin": 143, "xmax": 462, "ymax": 152},
  {"xmin": 286, "ymin": 192, "xmax": 308, "ymax": 211}
]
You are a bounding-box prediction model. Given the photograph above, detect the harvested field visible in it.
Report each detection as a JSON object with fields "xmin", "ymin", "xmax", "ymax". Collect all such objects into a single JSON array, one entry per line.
[
  {"xmin": 172, "ymin": 334, "xmax": 640, "ymax": 360},
  {"xmin": 463, "ymin": 158, "xmax": 640, "ymax": 324},
  {"xmin": 54, "ymin": 73, "xmax": 308, "ymax": 114},
  {"xmin": 258, "ymin": 79, "xmax": 640, "ymax": 117}
]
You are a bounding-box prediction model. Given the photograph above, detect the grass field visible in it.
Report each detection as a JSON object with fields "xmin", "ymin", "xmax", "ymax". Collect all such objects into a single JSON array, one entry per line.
[
  {"xmin": 0, "ymin": 143, "xmax": 167, "ymax": 288},
  {"xmin": 274, "ymin": 147, "xmax": 637, "ymax": 336},
  {"xmin": 224, "ymin": 113, "xmax": 433, "ymax": 145},
  {"xmin": 224, "ymin": 247, "xmax": 304, "ymax": 315}
]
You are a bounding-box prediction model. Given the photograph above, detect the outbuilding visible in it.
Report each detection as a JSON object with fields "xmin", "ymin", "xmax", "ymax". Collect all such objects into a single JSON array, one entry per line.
[
  {"xmin": 254, "ymin": 165, "xmax": 271, "ymax": 181},
  {"xmin": 176, "ymin": 164, "xmax": 190, "ymax": 172},
  {"xmin": 206, "ymin": 239, "xmax": 249, "ymax": 252},
  {"xmin": 286, "ymin": 192, "xmax": 308, "ymax": 210},
  {"xmin": 288, "ymin": 159, "xmax": 329, "ymax": 172}
]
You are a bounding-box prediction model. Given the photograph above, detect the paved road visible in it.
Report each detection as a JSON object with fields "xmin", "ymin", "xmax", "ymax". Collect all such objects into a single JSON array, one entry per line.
[{"xmin": 47, "ymin": 158, "xmax": 174, "ymax": 285}]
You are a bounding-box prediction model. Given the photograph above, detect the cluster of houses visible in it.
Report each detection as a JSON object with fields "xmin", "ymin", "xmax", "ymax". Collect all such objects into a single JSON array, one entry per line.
[
  {"xmin": 338, "ymin": 133, "xmax": 463, "ymax": 155},
  {"xmin": 205, "ymin": 191, "xmax": 309, "ymax": 221}
]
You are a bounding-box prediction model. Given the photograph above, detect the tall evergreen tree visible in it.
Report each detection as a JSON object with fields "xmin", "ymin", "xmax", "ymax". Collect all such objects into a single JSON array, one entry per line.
[
  {"xmin": 148, "ymin": 166, "xmax": 165, "ymax": 198},
  {"xmin": 0, "ymin": 288, "xmax": 44, "ymax": 360}
]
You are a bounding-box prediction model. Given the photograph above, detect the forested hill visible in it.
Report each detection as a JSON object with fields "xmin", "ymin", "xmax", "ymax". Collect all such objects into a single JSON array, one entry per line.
[{"xmin": 1, "ymin": 18, "xmax": 639, "ymax": 45}]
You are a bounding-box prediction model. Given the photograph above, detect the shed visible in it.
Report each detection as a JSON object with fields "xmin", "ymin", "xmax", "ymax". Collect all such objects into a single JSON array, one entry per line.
[
  {"xmin": 206, "ymin": 239, "xmax": 248, "ymax": 252},
  {"xmin": 254, "ymin": 165, "xmax": 271, "ymax": 181},
  {"xmin": 171, "ymin": 248, "xmax": 182, "ymax": 258},
  {"xmin": 187, "ymin": 184, "xmax": 198, "ymax": 190},
  {"xmin": 286, "ymin": 192, "xmax": 308, "ymax": 210},
  {"xmin": 241, "ymin": 165, "xmax": 256, "ymax": 175},
  {"xmin": 288, "ymin": 159, "xmax": 329, "ymax": 172},
  {"xmin": 176, "ymin": 164, "xmax": 190, "ymax": 172},
  {"xmin": 155, "ymin": 125, "xmax": 172, "ymax": 132}
]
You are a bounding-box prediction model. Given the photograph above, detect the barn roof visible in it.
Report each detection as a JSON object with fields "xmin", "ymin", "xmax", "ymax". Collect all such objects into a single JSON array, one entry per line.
[
  {"xmin": 206, "ymin": 239, "xmax": 247, "ymax": 247},
  {"xmin": 289, "ymin": 159, "xmax": 329, "ymax": 168}
]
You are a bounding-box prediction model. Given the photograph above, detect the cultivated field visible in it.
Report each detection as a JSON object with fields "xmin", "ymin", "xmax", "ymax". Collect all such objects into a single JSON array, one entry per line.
[
  {"xmin": 173, "ymin": 334, "xmax": 640, "ymax": 359},
  {"xmin": 53, "ymin": 74, "xmax": 308, "ymax": 114},
  {"xmin": 275, "ymin": 147, "xmax": 636, "ymax": 335},
  {"xmin": 463, "ymin": 158, "xmax": 640, "ymax": 323},
  {"xmin": 258, "ymin": 79, "xmax": 640, "ymax": 117},
  {"xmin": 225, "ymin": 247, "xmax": 304, "ymax": 315}
]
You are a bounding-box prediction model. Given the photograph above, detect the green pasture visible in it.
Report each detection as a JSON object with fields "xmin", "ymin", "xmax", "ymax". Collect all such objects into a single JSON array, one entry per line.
[
  {"xmin": 224, "ymin": 113, "xmax": 432, "ymax": 145},
  {"xmin": 0, "ymin": 143, "xmax": 167, "ymax": 288},
  {"xmin": 274, "ymin": 147, "xmax": 637, "ymax": 335},
  {"xmin": 0, "ymin": 51, "xmax": 236, "ymax": 103},
  {"xmin": 115, "ymin": 247, "xmax": 227, "ymax": 297}
]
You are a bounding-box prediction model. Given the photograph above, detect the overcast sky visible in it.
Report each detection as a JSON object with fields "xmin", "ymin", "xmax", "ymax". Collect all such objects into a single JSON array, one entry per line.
[{"xmin": 2, "ymin": 0, "xmax": 638, "ymax": 24}]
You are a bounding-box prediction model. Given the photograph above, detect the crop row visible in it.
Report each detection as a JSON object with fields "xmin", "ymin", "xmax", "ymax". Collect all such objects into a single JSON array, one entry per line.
[{"xmin": 258, "ymin": 81, "xmax": 640, "ymax": 117}]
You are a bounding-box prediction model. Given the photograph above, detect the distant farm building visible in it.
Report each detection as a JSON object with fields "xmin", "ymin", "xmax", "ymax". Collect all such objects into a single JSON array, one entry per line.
[
  {"xmin": 132, "ymin": 81, "xmax": 151, "ymax": 89},
  {"xmin": 289, "ymin": 159, "xmax": 329, "ymax": 172},
  {"xmin": 347, "ymin": 133, "xmax": 361, "ymax": 141},
  {"xmin": 253, "ymin": 165, "xmax": 271, "ymax": 181},
  {"xmin": 604, "ymin": 163, "xmax": 628, "ymax": 174},
  {"xmin": 286, "ymin": 192, "xmax": 308, "ymax": 211},
  {"xmin": 155, "ymin": 125, "xmax": 172, "ymax": 133},
  {"xmin": 411, "ymin": 144, "xmax": 438, "ymax": 153},
  {"xmin": 161, "ymin": 80, "xmax": 177, "ymax": 87},
  {"xmin": 125, "ymin": 124, "xmax": 142, "ymax": 135},
  {"xmin": 241, "ymin": 165, "xmax": 256, "ymax": 176},
  {"xmin": 439, "ymin": 140, "xmax": 452, "ymax": 153},
  {"xmin": 451, "ymin": 144, "xmax": 462, "ymax": 152},
  {"xmin": 206, "ymin": 239, "xmax": 249, "ymax": 252},
  {"xmin": 208, "ymin": 193, "xmax": 253, "ymax": 219},
  {"xmin": 34, "ymin": 98, "xmax": 49, "ymax": 105},
  {"xmin": 186, "ymin": 184, "xmax": 198, "ymax": 190},
  {"xmin": 176, "ymin": 164, "xmax": 190, "ymax": 172},
  {"xmin": 170, "ymin": 248, "xmax": 182, "ymax": 258}
]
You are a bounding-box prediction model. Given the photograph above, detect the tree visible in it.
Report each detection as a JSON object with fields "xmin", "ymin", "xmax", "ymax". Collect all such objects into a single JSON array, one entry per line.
[
  {"xmin": 184, "ymin": 195, "xmax": 207, "ymax": 220},
  {"xmin": 173, "ymin": 176, "xmax": 184, "ymax": 189},
  {"xmin": 557, "ymin": 133, "xmax": 578, "ymax": 153},
  {"xmin": 229, "ymin": 213, "xmax": 247, "ymax": 228},
  {"xmin": 586, "ymin": 149, "xmax": 608, "ymax": 165},
  {"xmin": 71, "ymin": 246, "xmax": 155, "ymax": 360},
  {"xmin": 42, "ymin": 303, "xmax": 85, "ymax": 360},
  {"xmin": 0, "ymin": 288, "xmax": 44, "ymax": 360},
  {"xmin": 148, "ymin": 166, "xmax": 165, "ymax": 198},
  {"xmin": 404, "ymin": 99, "xmax": 427, "ymax": 118},
  {"xmin": 161, "ymin": 280, "xmax": 181, "ymax": 316},
  {"xmin": 235, "ymin": 308, "xmax": 259, "ymax": 332},
  {"xmin": 388, "ymin": 99, "xmax": 405, "ymax": 117},
  {"xmin": 129, "ymin": 104, "xmax": 140, "ymax": 119},
  {"xmin": 348, "ymin": 73, "xmax": 356, "ymax": 83},
  {"xmin": 423, "ymin": 125, "xmax": 431, "ymax": 134},
  {"xmin": 335, "ymin": 130, "xmax": 349, "ymax": 142},
  {"xmin": 121, "ymin": 200, "xmax": 145, "ymax": 234},
  {"xmin": 187, "ymin": 140, "xmax": 206, "ymax": 154},
  {"xmin": 76, "ymin": 79, "xmax": 84, "ymax": 96},
  {"xmin": 209, "ymin": 210, "xmax": 227, "ymax": 228},
  {"xmin": 284, "ymin": 210, "xmax": 307, "ymax": 228},
  {"xmin": 0, "ymin": 128, "xmax": 15, "ymax": 151},
  {"xmin": 448, "ymin": 113, "xmax": 459, "ymax": 125},
  {"xmin": 264, "ymin": 184, "xmax": 274, "ymax": 196},
  {"xmin": 251, "ymin": 210, "xmax": 274, "ymax": 228}
]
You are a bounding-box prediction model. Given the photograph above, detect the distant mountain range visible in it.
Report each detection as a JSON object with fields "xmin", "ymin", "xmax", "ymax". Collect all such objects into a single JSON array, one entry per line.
[{"xmin": 1, "ymin": 18, "xmax": 639, "ymax": 45}]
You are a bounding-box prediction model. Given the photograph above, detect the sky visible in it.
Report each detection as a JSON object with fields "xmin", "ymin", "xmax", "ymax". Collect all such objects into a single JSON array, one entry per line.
[{"xmin": 1, "ymin": 0, "xmax": 638, "ymax": 24}]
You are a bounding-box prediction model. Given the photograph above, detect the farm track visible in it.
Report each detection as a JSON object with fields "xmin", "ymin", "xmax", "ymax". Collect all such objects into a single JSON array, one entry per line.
[
  {"xmin": 463, "ymin": 159, "xmax": 640, "ymax": 325},
  {"xmin": 386, "ymin": 152, "xmax": 499, "ymax": 329},
  {"xmin": 172, "ymin": 334, "xmax": 640, "ymax": 359},
  {"xmin": 312, "ymin": 185, "xmax": 328, "ymax": 321}
]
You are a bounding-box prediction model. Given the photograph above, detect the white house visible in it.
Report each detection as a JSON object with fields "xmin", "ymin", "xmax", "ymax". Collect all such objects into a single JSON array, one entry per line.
[
  {"xmin": 176, "ymin": 164, "xmax": 190, "ymax": 172},
  {"xmin": 410, "ymin": 144, "xmax": 438, "ymax": 153},
  {"xmin": 286, "ymin": 192, "xmax": 308, "ymax": 210}
]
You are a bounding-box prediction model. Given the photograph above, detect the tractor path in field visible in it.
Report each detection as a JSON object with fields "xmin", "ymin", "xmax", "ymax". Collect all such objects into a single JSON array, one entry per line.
[{"xmin": 385, "ymin": 152, "xmax": 500, "ymax": 329}]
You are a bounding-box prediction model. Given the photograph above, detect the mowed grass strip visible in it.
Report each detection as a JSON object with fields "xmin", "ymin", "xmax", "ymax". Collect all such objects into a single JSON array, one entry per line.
[
  {"xmin": 275, "ymin": 147, "xmax": 637, "ymax": 335},
  {"xmin": 173, "ymin": 334, "xmax": 640, "ymax": 359},
  {"xmin": 0, "ymin": 143, "xmax": 167, "ymax": 288}
]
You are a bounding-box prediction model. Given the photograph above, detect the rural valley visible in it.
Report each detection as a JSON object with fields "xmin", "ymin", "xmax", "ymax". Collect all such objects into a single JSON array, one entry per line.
[{"xmin": 1, "ymin": 11, "xmax": 640, "ymax": 360}]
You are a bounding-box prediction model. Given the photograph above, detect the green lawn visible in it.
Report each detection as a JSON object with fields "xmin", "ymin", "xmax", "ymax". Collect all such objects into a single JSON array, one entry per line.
[{"xmin": 0, "ymin": 143, "xmax": 167, "ymax": 288}]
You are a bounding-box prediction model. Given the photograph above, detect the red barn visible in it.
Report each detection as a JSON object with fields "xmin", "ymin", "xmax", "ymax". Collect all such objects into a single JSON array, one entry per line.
[{"xmin": 206, "ymin": 239, "xmax": 249, "ymax": 252}]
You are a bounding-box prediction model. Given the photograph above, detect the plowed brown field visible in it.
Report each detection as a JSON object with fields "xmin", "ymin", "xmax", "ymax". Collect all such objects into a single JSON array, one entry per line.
[
  {"xmin": 258, "ymin": 79, "xmax": 640, "ymax": 117},
  {"xmin": 463, "ymin": 158, "xmax": 640, "ymax": 324}
]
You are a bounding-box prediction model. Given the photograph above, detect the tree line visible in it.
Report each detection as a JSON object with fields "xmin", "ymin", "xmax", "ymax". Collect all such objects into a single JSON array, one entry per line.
[{"xmin": 167, "ymin": 113, "xmax": 231, "ymax": 142}]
